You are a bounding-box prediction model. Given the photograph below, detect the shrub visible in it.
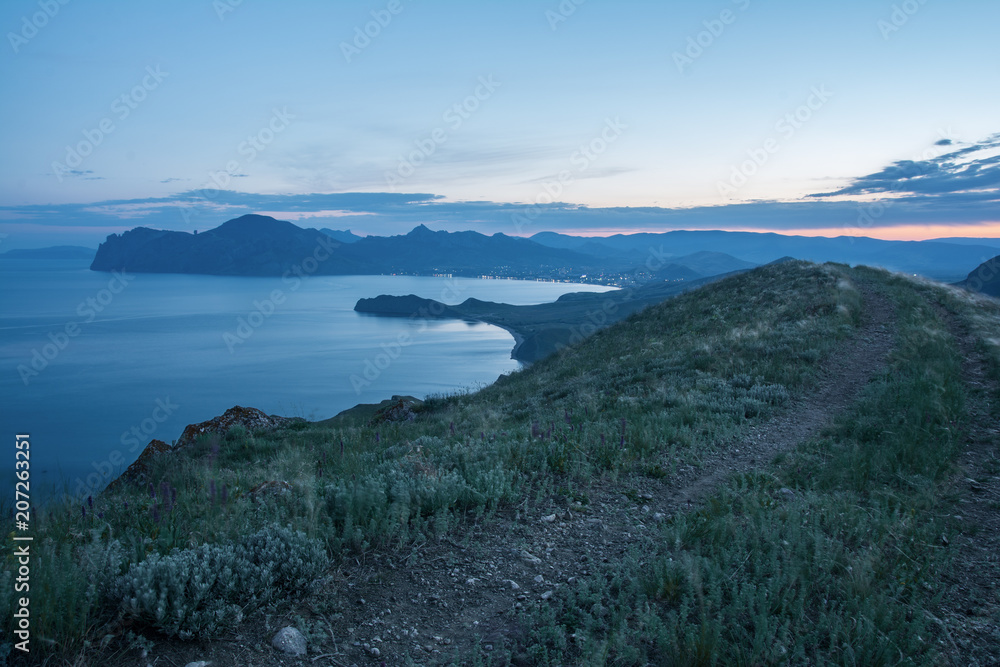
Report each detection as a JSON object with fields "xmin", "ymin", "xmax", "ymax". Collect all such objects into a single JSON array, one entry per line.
[{"xmin": 117, "ymin": 525, "xmax": 327, "ymax": 639}]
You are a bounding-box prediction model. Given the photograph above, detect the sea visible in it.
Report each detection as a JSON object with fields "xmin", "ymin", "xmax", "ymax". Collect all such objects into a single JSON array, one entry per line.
[{"xmin": 0, "ymin": 259, "xmax": 614, "ymax": 504}]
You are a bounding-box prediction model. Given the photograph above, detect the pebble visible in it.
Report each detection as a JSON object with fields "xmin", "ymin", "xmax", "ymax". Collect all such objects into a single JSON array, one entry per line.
[
  {"xmin": 184, "ymin": 662, "xmax": 212, "ymax": 667},
  {"xmin": 520, "ymin": 550, "xmax": 542, "ymax": 564},
  {"xmin": 540, "ymin": 590, "xmax": 554, "ymax": 600},
  {"xmin": 534, "ymin": 575, "xmax": 544, "ymax": 583},
  {"xmin": 541, "ymin": 513, "xmax": 557, "ymax": 523},
  {"xmin": 271, "ymin": 627, "xmax": 307, "ymax": 656}
]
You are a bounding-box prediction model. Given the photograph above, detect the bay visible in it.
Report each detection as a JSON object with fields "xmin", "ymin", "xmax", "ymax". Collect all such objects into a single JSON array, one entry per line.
[{"xmin": 0, "ymin": 259, "xmax": 614, "ymax": 503}]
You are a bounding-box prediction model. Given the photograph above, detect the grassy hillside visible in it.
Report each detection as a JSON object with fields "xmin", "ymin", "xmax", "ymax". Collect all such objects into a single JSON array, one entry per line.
[{"xmin": 3, "ymin": 261, "xmax": 998, "ymax": 665}]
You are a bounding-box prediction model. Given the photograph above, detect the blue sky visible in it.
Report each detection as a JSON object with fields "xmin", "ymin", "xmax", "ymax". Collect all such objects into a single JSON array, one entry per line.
[{"xmin": 1, "ymin": 0, "xmax": 998, "ymax": 249}]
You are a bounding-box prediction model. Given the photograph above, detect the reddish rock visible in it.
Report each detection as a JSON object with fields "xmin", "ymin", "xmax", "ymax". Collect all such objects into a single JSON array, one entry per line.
[
  {"xmin": 175, "ymin": 406, "xmax": 292, "ymax": 449},
  {"xmin": 105, "ymin": 439, "xmax": 172, "ymax": 493}
]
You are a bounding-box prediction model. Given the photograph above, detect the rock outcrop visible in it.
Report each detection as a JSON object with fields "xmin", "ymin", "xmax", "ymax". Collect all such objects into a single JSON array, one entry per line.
[
  {"xmin": 369, "ymin": 395, "xmax": 423, "ymax": 426},
  {"xmin": 175, "ymin": 406, "xmax": 294, "ymax": 449},
  {"xmin": 104, "ymin": 439, "xmax": 172, "ymax": 493}
]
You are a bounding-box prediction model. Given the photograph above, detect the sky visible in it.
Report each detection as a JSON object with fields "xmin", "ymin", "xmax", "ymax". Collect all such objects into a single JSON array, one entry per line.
[{"xmin": 1, "ymin": 0, "xmax": 998, "ymax": 249}]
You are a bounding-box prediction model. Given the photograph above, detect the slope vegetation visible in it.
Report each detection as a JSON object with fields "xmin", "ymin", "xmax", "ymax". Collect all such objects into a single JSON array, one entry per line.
[{"xmin": 4, "ymin": 261, "xmax": 999, "ymax": 665}]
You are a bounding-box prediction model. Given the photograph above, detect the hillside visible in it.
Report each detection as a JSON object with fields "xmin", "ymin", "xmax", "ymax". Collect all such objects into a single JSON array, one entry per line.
[
  {"xmin": 355, "ymin": 270, "xmax": 737, "ymax": 362},
  {"xmin": 956, "ymin": 254, "xmax": 1000, "ymax": 297},
  {"xmin": 4, "ymin": 261, "xmax": 1000, "ymax": 665}
]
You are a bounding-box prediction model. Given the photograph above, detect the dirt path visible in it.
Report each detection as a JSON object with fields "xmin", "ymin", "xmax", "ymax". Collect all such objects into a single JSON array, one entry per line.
[
  {"xmin": 931, "ymin": 301, "xmax": 1000, "ymax": 665},
  {"xmin": 295, "ymin": 279, "xmax": 898, "ymax": 666},
  {"xmin": 147, "ymin": 279, "xmax": 899, "ymax": 667},
  {"xmin": 659, "ymin": 280, "xmax": 896, "ymax": 510}
]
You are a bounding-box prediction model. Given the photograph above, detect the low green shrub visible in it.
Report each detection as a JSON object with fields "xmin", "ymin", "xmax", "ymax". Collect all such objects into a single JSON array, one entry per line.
[{"xmin": 117, "ymin": 524, "xmax": 327, "ymax": 639}]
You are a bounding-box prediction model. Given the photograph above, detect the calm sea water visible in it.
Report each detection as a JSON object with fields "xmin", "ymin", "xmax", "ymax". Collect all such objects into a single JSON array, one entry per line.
[{"xmin": 0, "ymin": 259, "xmax": 613, "ymax": 503}]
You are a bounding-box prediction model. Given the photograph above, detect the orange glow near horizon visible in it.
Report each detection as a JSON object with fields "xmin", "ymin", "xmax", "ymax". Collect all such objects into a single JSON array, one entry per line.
[{"xmin": 519, "ymin": 223, "xmax": 1000, "ymax": 242}]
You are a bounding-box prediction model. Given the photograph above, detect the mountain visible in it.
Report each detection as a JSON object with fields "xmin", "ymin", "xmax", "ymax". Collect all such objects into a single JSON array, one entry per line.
[
  {"xmin": 343, "ymin": 224, "xmax": 601, "ymax": 275},
  {"xmin": 531, "ymin": 230, "xmax": 999, "ymax": 282},
  {"xmin": 956, "ymin": 255, "xmax": 1000, "ymax": 297},
  {"xmin": 2, "ymin": 245, "xmax": 95, "ymax": 260},
  {"xmin": 91, "ymin": 215, "xmax": 608, "ymax": 278},
  {"xmin": 90, "ymin": 214, "xmax": 367, "ymax": 275},
  {"xmin": 320, "ymin": 228, "xmax": 363, "ymax": 244}
]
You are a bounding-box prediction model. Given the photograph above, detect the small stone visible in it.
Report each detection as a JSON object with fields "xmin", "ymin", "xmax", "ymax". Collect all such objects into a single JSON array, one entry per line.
[
  {"xmin": 271, "ymin": 627, "xmax": 307, "ymax": 656},
  {"xmin": 520, "ymin": 550, "xmax": 542, "ymax": 564},
  {"xmin": 508, "ymin": 580, "xmax": 520, "ymax": 590},
  {"xmin": 534, "ymin": 574, "xmax": 544, "ymax": 583},
  {"xmin": 540, "ymin": 590, "xmax": 554, "ymax": 600},
  {"xmin": 541, "ymin": 513, "xmax": 557, "ymax": 523},
  {"xmin": 940, "ymin": 534, "xmax": 949, "ymax": 546},
  {"xmin": 779, "ymin": 488, "xmax": 795, "ymax": 499},
  {"xmin": 184, "ymin": 662, "xmax": 212, "ymax": 667},
  {"xmin": 652, "ymin": 512, "xmax": 666, "ymax": 522},
  {"xmin": 370, "ymin": 647, "xmax": 381, "ymax": 658}
]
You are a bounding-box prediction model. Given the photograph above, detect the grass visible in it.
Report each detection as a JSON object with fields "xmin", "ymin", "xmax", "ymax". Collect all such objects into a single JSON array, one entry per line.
[
  {"xmin": 519, "ymin": 268, "xmax": 969, "ymax": 665},
  {"xmin": 0, "ymin": 261, "xmax": 990, "ymax": 664}
]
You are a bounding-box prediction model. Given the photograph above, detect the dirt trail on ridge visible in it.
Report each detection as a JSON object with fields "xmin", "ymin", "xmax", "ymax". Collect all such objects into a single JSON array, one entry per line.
[{"xmin": 142, "ymin": 279, "xmax": 900, "ymax": 667}]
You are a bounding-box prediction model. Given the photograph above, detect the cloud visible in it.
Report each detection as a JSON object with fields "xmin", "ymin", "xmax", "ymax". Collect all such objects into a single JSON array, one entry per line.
[
  {"xmin": 811, "ymin": 134, "xmax": 1000, "ymax": 200},
  {"xmin": 3, "ymin": 134, "xmax": 1000, "ymax": 246}
]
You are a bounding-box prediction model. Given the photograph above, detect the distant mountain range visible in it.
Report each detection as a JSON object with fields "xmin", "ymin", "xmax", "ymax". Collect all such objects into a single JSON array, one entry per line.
[
  {"xmin": 87, "ymin": 213, "xmax": 999, "ymax": 285},
  {"xmin": 530, "ymin": 230, "xmax": 1000, "ymax": 282},
  {"xmin": 2, "ymin": 245, "xmax": 95, "ymax": 260},
  {"xmin": 319, "ymin": 228, "xmax": 362, "ymax": 244},
  {"xmin": 91, "ymin": 215, "xmax": 621, "ymax": 279}
]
